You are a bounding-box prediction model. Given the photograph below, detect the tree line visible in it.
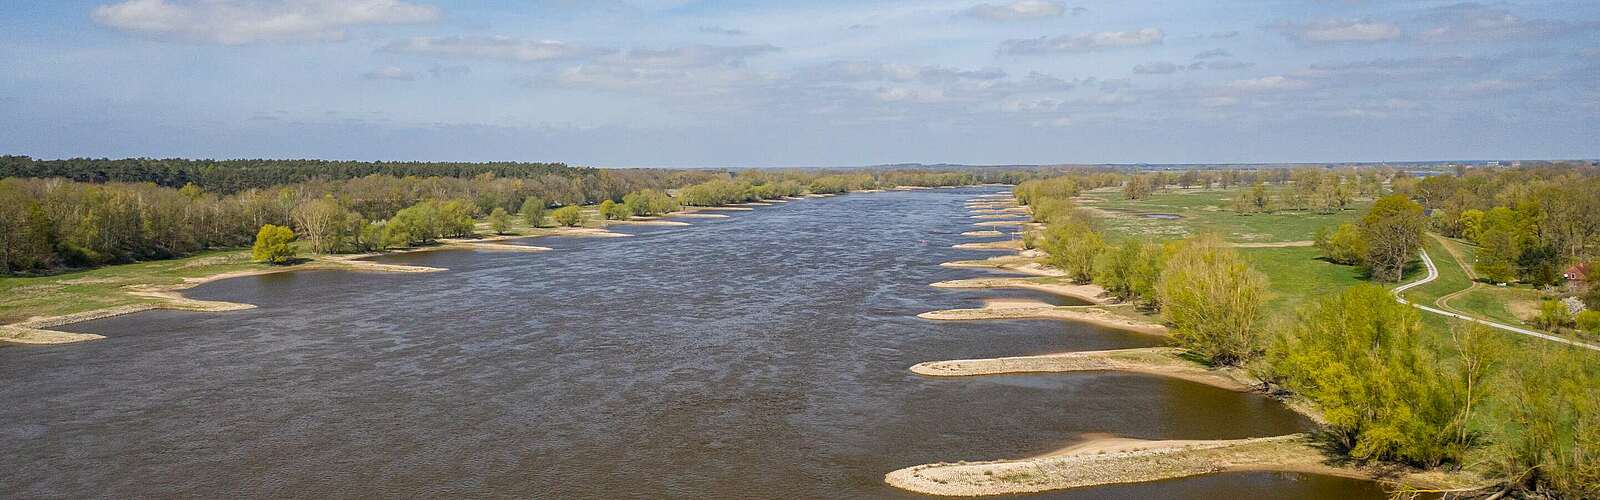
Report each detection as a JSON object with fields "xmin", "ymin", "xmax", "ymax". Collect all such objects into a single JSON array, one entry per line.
[{"xmin": 1017, "ymin": 168, "xmax": 1599, "ymax": 498}]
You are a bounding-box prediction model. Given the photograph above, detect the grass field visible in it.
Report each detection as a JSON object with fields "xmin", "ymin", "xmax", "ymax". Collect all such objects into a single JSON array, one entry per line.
[
  {"xmin": 1078, "ymin": 188, "xmax": 1369, "ymax": 244},
  {"xmin": 0, "ymin": 249, "xmax": 262, "ymax": 324}
]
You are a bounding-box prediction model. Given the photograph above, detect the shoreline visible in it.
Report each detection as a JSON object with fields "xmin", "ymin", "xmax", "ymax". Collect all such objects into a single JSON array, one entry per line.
[
  {"xmin": 929, "ymin": 277, "xmax": 1110, "ymax": 305},
  {"xmin": 909, "ymin": 347, "xmax": 1257, "ymax": 392},
  {"xmin": 951, "ymin": 240, "xmax": 1023, "ymax": 251},
  {"xmin": 917, "ymin": 305, "xmax": 1168, "ymax": 335},
  {"xmin": 883, "ymin": 434, "xmax": 1468, "ymax": 497},
  {"xmin": 0, "ymin": 223, "xmax": 646, "ymax": 346}
]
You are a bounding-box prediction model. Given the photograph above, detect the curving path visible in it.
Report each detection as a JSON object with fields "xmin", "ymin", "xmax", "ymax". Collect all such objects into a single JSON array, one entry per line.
[{"xmin": 1395, "ymin": 250, "xmax": 1600, "ymax": 352}]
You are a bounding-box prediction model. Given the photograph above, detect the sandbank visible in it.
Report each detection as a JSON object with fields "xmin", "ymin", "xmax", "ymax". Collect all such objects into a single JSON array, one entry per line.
[
  {"xmin": 917, "ymin": 305, "xmax": 1167, "ymax": 335},
  {"xmin": 930, "ymin": 278, "xmax": 1109, "ymax": 304},
  {"xmin": 952, "ymin": 240, "xmax": 1024, "ymax": 251}
]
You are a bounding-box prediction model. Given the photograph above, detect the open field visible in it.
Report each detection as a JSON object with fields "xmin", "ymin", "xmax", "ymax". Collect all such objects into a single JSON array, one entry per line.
[{"xmin": 1077, "ymin": 188, "xmax": 1369, "ymax": 244}]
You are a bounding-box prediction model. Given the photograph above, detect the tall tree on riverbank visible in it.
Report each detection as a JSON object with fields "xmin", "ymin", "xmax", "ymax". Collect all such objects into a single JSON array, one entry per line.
[
  {"xmin": 1360, "ymin": 194, "xmax": 1426, "ymax": 282},
  {"xmin": 1268, "ymin": 286, "xmax": 1501, "ymax": 467},
  {"xmin": 1157, "ymin": 234, "xmax": 1267, "ymax": 366}
]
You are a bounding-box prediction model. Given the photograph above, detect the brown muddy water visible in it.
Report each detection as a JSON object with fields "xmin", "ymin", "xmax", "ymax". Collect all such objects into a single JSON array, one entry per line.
[{"xmin": 1, "ymin": 188, "xmax": 1391, "ymax": 499}]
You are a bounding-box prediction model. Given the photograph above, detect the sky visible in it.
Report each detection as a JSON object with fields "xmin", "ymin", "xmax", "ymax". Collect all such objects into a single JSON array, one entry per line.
[{"xmin": 2, "ymin": 0, "xmax": 1598, "ymax": 166}]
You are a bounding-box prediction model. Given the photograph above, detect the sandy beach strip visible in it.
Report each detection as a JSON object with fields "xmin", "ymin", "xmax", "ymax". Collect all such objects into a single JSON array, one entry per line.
[
  {"xmin": 973, "ymin": 220, "xmax": 1026, "ymax": 227},
  {"xmin": 885, "ymin": 435, "xmax": 1355, "ymax": 497},
  {"xmin": 930, "ymin": 278, "xmax": 1109, "ymax": 304},
  {"xmin": 952, "ymin": 240, "xmax": 1024, "ymax": 251},
  {"xmin": 960, "ymin": 230, "xmax": 1008, "ymax": 237},
  {"xmin": 918, "ymin": 305, "xmax": 1167, "ymax": 335},
  {"xmin": 939, "ymin": 254, "xmax": 1062, "ymax": 277},
  {"xmin": 909, "ymin": 347, "xmax": 1256, "ymax": 391},
  {"xmin": 684, "ymin": 206, "xmax": 756, "ymax": 211}
]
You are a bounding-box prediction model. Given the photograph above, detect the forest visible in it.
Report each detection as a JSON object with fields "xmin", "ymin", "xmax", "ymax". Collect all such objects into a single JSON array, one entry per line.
[{"xmin": 0, "ymin": 159, "xmax": 1037, "ymax": 274}]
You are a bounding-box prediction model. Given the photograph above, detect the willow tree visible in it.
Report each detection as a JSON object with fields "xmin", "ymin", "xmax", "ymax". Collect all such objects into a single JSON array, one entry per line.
[
  {"xmin": 1268, "ymin": 286, "xmax": 1502, "ymax": 468},
  {"xmin": 552, "ymin": 206, "xmax": 586, "ymax": 227},
  {"xmin": 251, "ymin": 224, "xmax": 297, "ymax": 265},
  {"xmin": 1157, "ymin": 234, "xmax": 1267, "ymax": 366}
]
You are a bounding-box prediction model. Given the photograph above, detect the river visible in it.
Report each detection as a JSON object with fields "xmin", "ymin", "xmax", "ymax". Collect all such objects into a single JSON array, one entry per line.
[{"xmin": 0, "ymin": 188, "xmax": 1388, "ymax": 498}]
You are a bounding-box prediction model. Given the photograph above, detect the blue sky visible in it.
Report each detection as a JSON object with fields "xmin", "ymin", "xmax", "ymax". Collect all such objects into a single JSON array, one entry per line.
[{"xmin": 2, "ymin": 0, "xmax": 1597, "ymax": 166}]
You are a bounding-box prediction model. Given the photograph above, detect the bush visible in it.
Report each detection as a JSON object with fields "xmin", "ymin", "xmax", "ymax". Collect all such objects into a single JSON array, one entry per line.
[
  {"xmin": 1577, "ymin": 310, "xmax": 1600, "ymax": 335},
  {"xmin": 1158, "ymin": 234, "xmax": 1267, "ymax": 366},
  {"xmin": 552, "ymin": 205, "xmax": 586, "ymax": 227},
  {"xmin": 1535, "ymin": 300, "xmax": 1575, "ymax": 330},
  {"xmin": 250, "ymin": 224, "xmax": 297, "ymax": 264}
]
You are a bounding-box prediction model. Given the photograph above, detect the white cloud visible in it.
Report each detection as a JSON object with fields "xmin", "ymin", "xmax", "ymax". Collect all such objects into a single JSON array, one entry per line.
[
  {"xmin": 384, "ymin": 36, "xmax": 614, "ymax": 62},
  {"xmin": 1225, "ymin": 75, "xmax": 1310, "ymax": 92},
  {"xmin": 1193, "ymin": 49, "xmax": 1231, "ymax": 60},
  {"xmin": 1275, "ymin": 19, "xmax": 1402, "ymax": 43},
  {"xmin": 962, "ymin": 1, "xmax": 1068, "ymax": 21},
  {"xmin": 809, "ymin": 62, "xmax": 1006, "ymax": 83},
  {"xmin": 362, "ymin": 66, "xmax": 416, "ymax": 81},
  {"xmin": 1000, "ymin": 28, "xmax": 1165, "ymax": 55},
  {"xmin": 91, "ymin": 0, "xmax": 439, "ymax": 45}
]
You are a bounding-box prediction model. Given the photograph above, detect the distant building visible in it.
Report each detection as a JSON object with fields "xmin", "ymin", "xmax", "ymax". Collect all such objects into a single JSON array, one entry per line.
[{"xmin": 1566, "ymin": 262, "xmax": 1590, "ymax": 282}]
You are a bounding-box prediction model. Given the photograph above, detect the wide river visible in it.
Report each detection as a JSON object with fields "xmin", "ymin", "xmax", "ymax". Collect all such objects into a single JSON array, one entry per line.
[{"xmin": 1, "ymin": 188, "xmax": 1389, "ymax": 499}]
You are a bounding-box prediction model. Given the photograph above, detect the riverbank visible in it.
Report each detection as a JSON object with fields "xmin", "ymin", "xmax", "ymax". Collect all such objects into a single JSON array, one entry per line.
[
  {"xmin": 919, "ymin": 304, "xmax": 1167, "ymax": 335},
  {"xmin": 930, "ymin": 277, "xmax": 1110, "ymax": 304},
  {"xmin": 911, "ymin": 347, "xmax": 1257, "ymax": 391},
  {"xmin": 884, "ymin": 433, "xmax": 1477, "ymax": 497},
  {"xmin": 0, "ymin": 223, "xmax": 657, "ymax": 345}
]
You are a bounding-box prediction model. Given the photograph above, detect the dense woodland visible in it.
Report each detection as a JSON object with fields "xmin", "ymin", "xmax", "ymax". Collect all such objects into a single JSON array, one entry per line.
[
  {"xmin": 1016, "ymin": 164, "xmax": 1600, "ymax": 498},
  {"xmin": 0, "ymin": 158, "xmax": 1033, "ymax": 274}
]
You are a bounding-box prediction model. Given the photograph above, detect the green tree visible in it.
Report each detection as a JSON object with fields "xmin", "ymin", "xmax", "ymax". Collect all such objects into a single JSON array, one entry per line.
[
  {"xmin": 251, "ymin": 224, "xmax": 298, "ymax": 264},
  {"xmin": 599, "ymin": 199, "xmax": 631, "ymax": 220},
  {"xmin": 1093, "ymin": 239, "xmax": 1165, "ymax": 307},
  {"xmin": 1158, "ymin": 235, "xmax": 1267, "ymax": 366},
  {"xmin": 1313, "ymin": 223, "xmax": 1368, "ymax": 265},
  {"xmin": 1268, "ymin": 287, "xmax": 1502, "ymax": 467},
  {"xmin": 1039, "ymin": 222, "xmax": 1104, "ymax": 283},
  {"xmin": 488, "ymin": 207, "xmax": 512, "ymax": 235},
  {"xmin": 552, "ymin": 205, "xmax": 586, "ymax": 227},
  {"xmin": 1360, "ymin": 194, "xmax": 1426, "ymax": 283},
  {"xmin": 622, "ymin": 189, "xmax": 679, "ymax": 216},
  {"xmin": 520, "ymin": 197, "xmax": 546, "ymax": 228},
  {"xmin": 1475, "ymin": 207, "xmax": 1525, "ymax": 284}
]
